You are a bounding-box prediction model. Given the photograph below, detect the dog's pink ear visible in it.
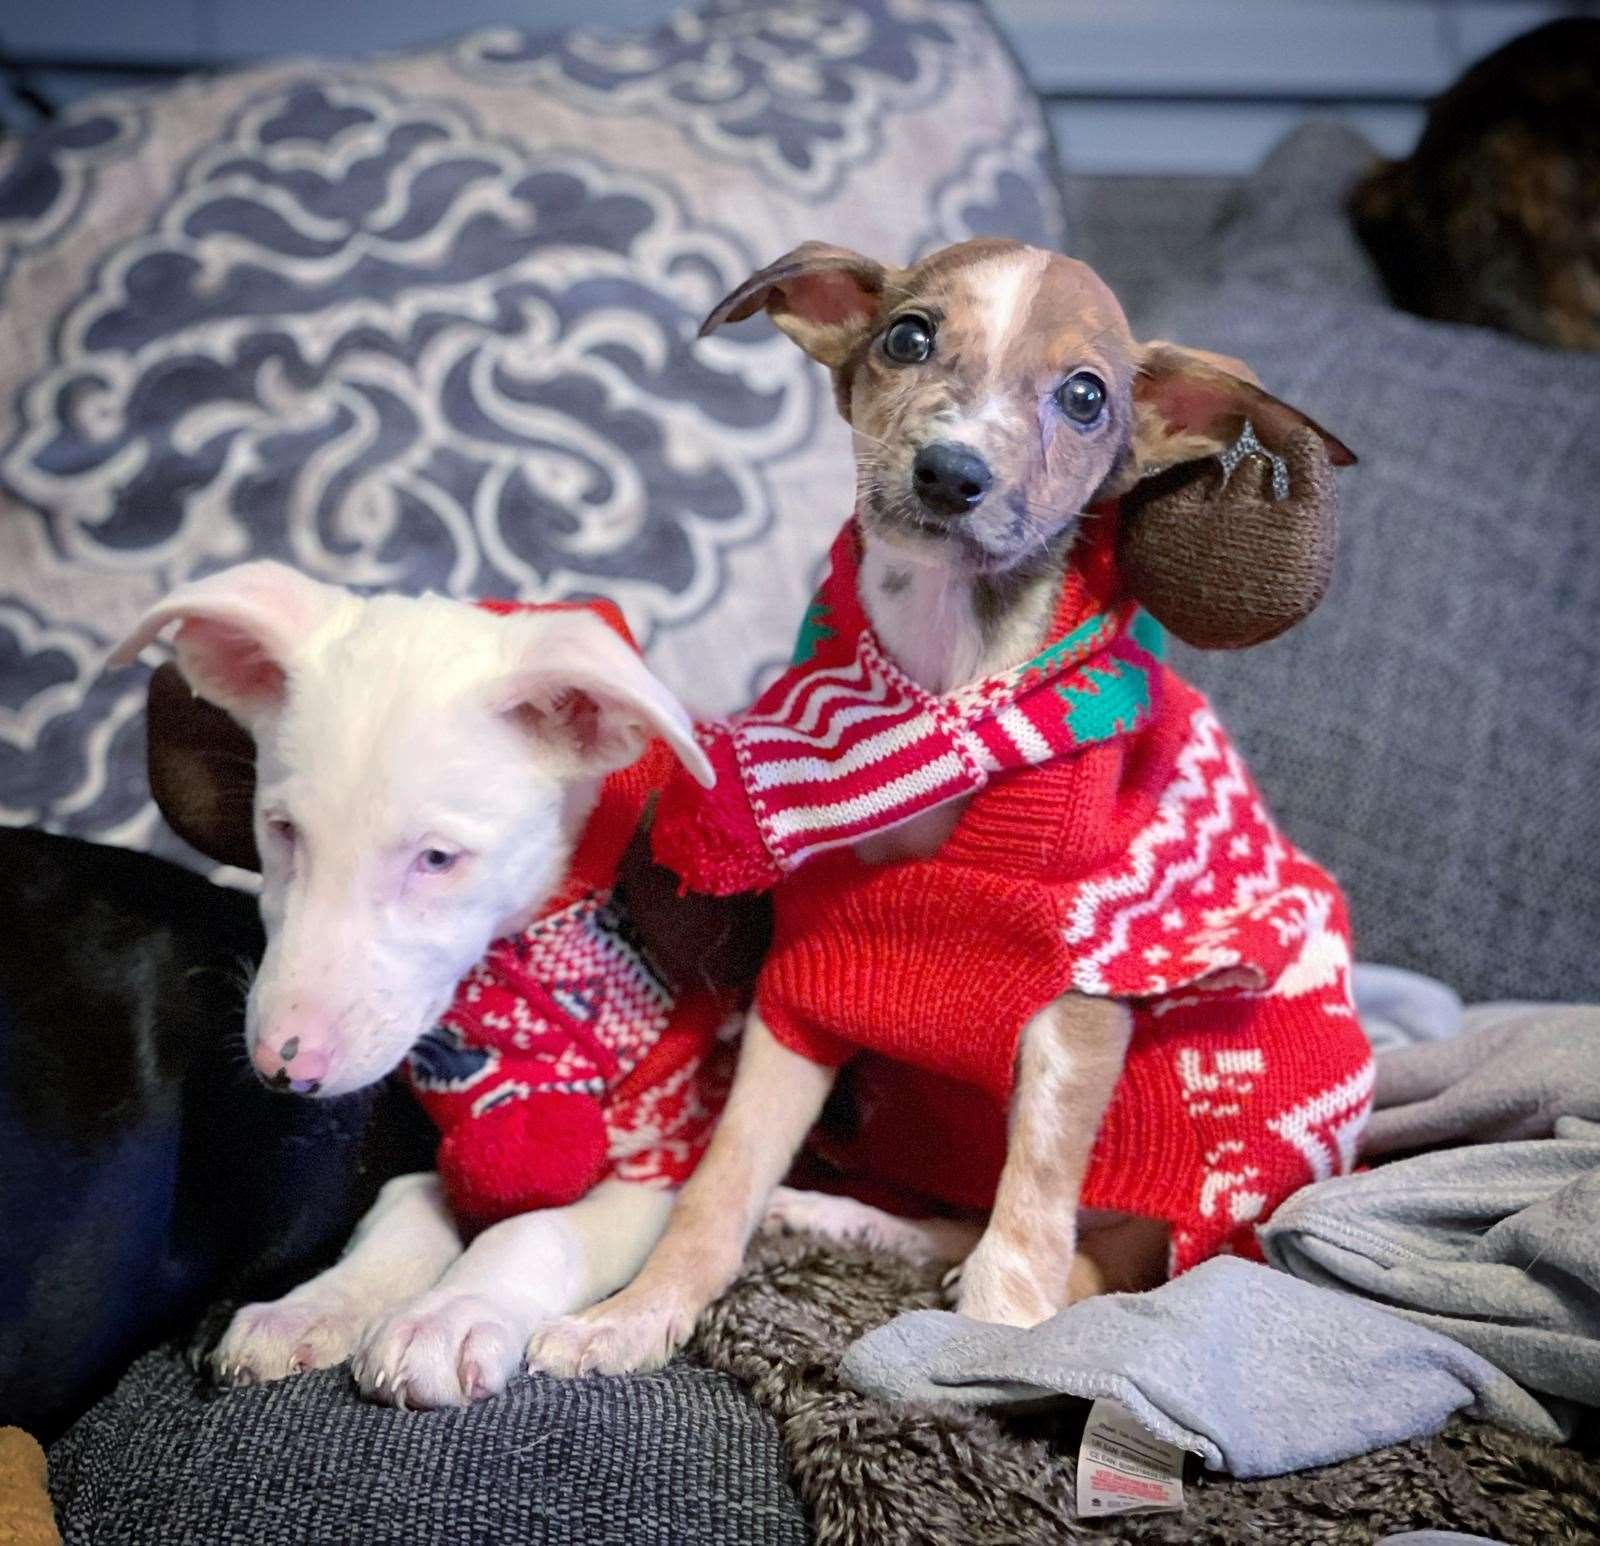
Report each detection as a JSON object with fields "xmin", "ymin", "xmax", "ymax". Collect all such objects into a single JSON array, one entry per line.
[
  {"xmin": 493, "ymin": 615, "xmax": 714, "ymax": 788},
  {"xmin": 699, "ymin": 241, "xmax": 889, "ymax": 367},
  {"xmin": 1128, "ymin": 342, "xmax": 1355, "ymax": 475},
  {"xmin": 110, "ymin": 562, "xmax": 343, "ymax": 725},
  {"xmin": 1112, "ymin": 342, "xmax": 1356, "ymax": 651}
]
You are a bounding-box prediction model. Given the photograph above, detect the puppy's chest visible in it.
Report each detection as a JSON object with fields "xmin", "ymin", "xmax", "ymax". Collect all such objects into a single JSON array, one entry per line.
[
  {"xmin": 416, "ymin": 892, "xmax": 672, "ymax": 1094},
  {"xmin": 853, "ymin": 547, "xmax": 1054, "ymax": 866}
]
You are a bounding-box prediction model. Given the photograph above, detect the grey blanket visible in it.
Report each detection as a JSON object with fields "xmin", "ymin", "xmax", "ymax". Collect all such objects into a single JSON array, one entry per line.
[
  {"xmin": 1352, "ymin": 962, "xmax": 1464, "ymax": 1052},
  {"xmin": 1264, "ymin": 1120, "xmax": 1600, "ymax": 1411},
  {"xmin": 1364, "ymin": 1003, "xmax": 1600, "ymax": 1154},
  {"xmin": 840, "ymin": 1258, "xmax": 1563, "ymax": 1477},
  {"xmin": 844, "ymin": 1003, "xmax": 1600, "ymax": 1479}
]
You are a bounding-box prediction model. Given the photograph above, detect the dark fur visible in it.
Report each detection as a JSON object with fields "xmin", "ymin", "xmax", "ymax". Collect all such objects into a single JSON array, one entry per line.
[
  {"xmin": 1352, "ymin": 19, "xmax": 1600, "ymax": 350},
  {"xmin": 0, "ymin": 828, "xmax": 432, "ymax": 1440}
]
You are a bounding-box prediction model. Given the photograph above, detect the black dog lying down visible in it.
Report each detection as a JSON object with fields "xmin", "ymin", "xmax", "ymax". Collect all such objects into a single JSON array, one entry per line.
[{"xmin": 0, "ymin": 826, "xmax": 434, "ymax": 1441}]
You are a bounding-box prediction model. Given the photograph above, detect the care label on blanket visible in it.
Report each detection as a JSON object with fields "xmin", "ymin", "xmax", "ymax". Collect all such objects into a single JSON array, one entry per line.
[{"xmin": 1076, "ymin": 1398, "xmax": 1187, "ymax": 1518}]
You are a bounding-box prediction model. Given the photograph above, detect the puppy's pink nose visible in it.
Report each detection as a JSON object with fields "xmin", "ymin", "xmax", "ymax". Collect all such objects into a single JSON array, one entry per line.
[{"xmin": 251, "ymin": 1033, "xmax": 331, "ymax": 1094}]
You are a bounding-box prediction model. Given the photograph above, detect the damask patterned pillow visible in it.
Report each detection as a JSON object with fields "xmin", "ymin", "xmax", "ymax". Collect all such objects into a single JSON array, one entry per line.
[{"xmin": 0, "ymin": 0, "xmax": 1064, "ymax": 869}]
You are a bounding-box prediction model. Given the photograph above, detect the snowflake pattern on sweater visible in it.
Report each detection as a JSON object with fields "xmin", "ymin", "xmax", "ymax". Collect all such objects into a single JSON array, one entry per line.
[{"xmin": 405, "ymin": 887, "xmax": 732, "ymax": 1210}]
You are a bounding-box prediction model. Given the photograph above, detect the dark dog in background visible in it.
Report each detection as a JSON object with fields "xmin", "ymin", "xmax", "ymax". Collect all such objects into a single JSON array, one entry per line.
[
  {"xmin": 1352, "ymin": 18, "xmax": 1600, "ymax": 351},
  {"xmin": 0, "ymin": 824, "xmax": 434, "ymax": 1443}
]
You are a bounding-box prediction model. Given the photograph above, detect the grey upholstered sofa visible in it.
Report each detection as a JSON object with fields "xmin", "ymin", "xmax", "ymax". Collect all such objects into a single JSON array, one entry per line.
[{"xmin": 6, "ymin": 3, "xmax": 1599, "ymax": 1540}]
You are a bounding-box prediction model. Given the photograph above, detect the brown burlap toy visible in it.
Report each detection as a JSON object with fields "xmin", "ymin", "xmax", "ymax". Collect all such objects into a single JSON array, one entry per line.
[
  {"xmin": 1119, "ymin": 424, "xmax": 1341, "ymax": 651},
  {"xmin": 0, "ymin": 1430, "xmax": 60, "ymax": 1546}
]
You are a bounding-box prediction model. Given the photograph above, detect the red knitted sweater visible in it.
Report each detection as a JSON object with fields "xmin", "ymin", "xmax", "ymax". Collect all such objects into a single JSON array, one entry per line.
[
  {"xmin": 652, "ymin": 521, "xmax": 1375, "ymax": 1274},
  {"xmin": 757, "ymin": 676, "xmax": 1374, "ymax": 1270},
  {"xmin": 401, "ymin": 604, "xmax": 735, "ymax": 1230}
]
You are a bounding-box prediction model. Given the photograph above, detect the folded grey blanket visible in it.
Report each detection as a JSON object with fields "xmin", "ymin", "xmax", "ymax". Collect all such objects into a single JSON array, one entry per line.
[
  {"xmin": 842, "ymin": 1002, "xmax": 1600, "ymax": 1480},
  {"xmin": 1276, "ymin": 1002, "xmax": 1600, "ymax": 1412},
  {"xmin": 1263, "ymin": 1119, "xmax": 1600, "ymax": 1413},
  {"xmin": 840, "ymin": 1257, "xmax": 1561, "ymax": 1478},
  {"xmin": 1364, "ymin": 1003, "xmax": 1600, "ymax": 1155}
]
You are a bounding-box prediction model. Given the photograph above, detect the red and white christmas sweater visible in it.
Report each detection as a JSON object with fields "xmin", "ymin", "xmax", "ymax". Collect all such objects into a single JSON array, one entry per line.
[
  {"xmin": 402, "ymin": 604, "xmax": 735, "ymax": 1231},
  {"xmin": 651, "ymin": 517, "xmax": 1375, "ymax": 1274}
]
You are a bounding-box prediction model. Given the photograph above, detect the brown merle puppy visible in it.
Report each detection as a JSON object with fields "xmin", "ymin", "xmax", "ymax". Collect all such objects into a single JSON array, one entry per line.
[{"xmin": 523, "ymin": 236, "xmax": 1353, "ymax": 1376}]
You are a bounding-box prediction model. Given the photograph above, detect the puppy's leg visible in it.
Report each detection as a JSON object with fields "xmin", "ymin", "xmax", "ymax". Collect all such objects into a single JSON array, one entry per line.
[
  {"xmin": 212, "ymin": 1171, "xmax": 462, "ymax": 1386},
  {"xmin": 352, "ymin": 1178, "xmax": 674, "ymax": 1409},
  {"xmin": 954, "ymin": 994, "xmax": 1133, "ymax": 1327},
  {"xmin": 763, "ymin": 1187, "xmax": 983, "ymax": 1266},
  {"xmin": 527, "ymin": 1013, "xmax": 836, "ymax": 1377}
]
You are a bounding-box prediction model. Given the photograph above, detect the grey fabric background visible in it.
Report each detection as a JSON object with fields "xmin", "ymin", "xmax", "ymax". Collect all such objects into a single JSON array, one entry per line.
[
  {"xmin": 1149, "ymin": 126, "xmax": 1600, "ymax": 1003},
  {"xmin": 49, "ymin": 1351, "xmax": 809, "ymax": 1545}
]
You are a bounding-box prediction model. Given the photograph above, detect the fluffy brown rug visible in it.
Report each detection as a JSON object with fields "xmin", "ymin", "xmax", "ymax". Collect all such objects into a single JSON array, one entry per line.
[{"xmin": 691, "ymin": 1234, "xmax": 1600, "ymax": 1546}]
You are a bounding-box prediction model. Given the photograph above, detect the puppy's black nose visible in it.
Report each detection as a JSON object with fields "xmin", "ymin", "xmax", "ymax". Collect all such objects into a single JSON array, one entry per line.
[{"xmin": 912, "ymin": 442, "xmax": 993, "ymax": 517}]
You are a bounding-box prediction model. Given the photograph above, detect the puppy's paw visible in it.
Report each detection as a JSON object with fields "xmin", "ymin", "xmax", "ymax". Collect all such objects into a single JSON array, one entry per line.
[
  {"xmin": 211, "ymin": 1291, "xmax": 368, "ymax": 1387},
  {"xmin": 947, "ymin": 1246, "xmax": 1060, "ymax": 1329},
  {"xmin": 525, "ymin": 1289, "xmax": 696, "ymax": 1378},
  {"xmin": 351, "ymin": 1291, "xmax": 526, "ymax": 1409},
  {"xmin": 763, "ymin": 1187, "xmax": 980, "ymax": 1266},
  {"xmin": 763, "ymin": 1185, "xmax": 893, "ymax": 1244}
]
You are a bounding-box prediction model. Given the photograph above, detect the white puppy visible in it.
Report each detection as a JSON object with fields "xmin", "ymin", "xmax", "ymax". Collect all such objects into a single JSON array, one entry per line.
[{"xmin": 113, "ymin": 561, "xmax": 711, "ymax": 1408}]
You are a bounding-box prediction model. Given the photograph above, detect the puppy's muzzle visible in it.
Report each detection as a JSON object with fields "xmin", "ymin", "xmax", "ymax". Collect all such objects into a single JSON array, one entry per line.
[
  {"xmin": 912, "ymin": 441, "xmax": 992, "ymax": 518},
  {"xmin": 252, "ymin": 1031, "xmax": 329, "ymax": 1095}
]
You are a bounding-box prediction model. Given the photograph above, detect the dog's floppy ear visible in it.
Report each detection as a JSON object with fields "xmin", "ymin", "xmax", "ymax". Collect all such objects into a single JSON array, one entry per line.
[
  {"xmin": 111, "ymin": 561, "xmax": 344, "ymax": 726},
  {"xmin": 1127, "ymin": 341, "xmax": 1355, "ymax": 475},
  {"xmin": 699, "ymin": 241, "xmax": 889, "ymax": 367},
  {"xmin": 1112, "ymin": 342, "xmax": 1356, "ymax": 650},
  {"xmin": 146, "ymin": 662, "xmax": 262, "ymax": 871},
  {"xmin": 492, "ymin": 613, "xmax": 714, "ymax": 788}
]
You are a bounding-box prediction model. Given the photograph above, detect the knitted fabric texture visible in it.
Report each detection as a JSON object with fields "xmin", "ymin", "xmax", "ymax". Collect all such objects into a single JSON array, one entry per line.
[
  {"xmin": 652, "ymin": 517, "xmax": 1161, "ymax": 896},
  {"xmin": 403, "ymin": 603, "xmax": 732, "ymax": 1230},
  {"xmin": 654, "ymin": 518, "xmax": 1374, "ymax": 1273}
]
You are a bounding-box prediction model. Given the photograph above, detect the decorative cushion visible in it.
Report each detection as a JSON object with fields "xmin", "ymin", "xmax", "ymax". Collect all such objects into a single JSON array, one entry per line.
[
  {"xmin": 1153, "ymin": 125, "xmax": 1600, "ymax": 1002},
  {"xmin": 0, "ymin": 0, "xmax": 1065, "ymax": 873}
]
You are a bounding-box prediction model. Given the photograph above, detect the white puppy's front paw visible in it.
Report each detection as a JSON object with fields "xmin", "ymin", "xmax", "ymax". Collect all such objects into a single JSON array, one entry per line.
[
  {"xmin": 211, "ymin": 1291, "xmax": 369, "ymax": 1387},
  {"xmin": 525, "ymin": 1288, "xmax": 696, "ymax": 1378},
  {"xmin": 351, "ymin": 1290, "xmax": 526, "ymax": 1409}
]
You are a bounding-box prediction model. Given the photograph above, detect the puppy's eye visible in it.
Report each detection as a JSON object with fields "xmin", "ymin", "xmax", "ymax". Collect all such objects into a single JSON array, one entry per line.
[
  {"xmin": 882, "ymin": 315, "xmax": 934, "ymax": 365},
  {"xmin": 414, "ymin": 848, "xmax": 459, "ymax": 876},
  {"xmin": 1055, "ymin": 371, "xmax": 1107, "ymax": 427},
  {"xmin": 265, "ymin": 817, "xmax": 296, "ymax": 848}
]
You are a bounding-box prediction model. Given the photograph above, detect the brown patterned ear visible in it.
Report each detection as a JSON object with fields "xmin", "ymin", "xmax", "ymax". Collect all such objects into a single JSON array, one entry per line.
[
  {"xmin": 1118, "ymin": 427, "xmax": 1341, "ymax": 650},
  {"xmin": 1129, "ymin": 341, "xmax": 1355, "ymax": 475},
  {"xmin": 699, "ymin": 241, "xmax": 889, "ymax": 367},
  {"xmin": 147, "ymin": 662, "xmax": 261, "ymax": 871}
]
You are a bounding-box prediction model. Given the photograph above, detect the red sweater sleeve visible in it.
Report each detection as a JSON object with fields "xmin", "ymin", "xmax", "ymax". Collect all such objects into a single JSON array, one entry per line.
[{"xmin": 754, "ymin": 986, "xmax": 860, "ymax": 1071}]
